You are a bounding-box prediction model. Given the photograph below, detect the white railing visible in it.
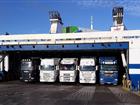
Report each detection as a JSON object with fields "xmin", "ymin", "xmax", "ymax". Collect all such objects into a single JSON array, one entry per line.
[
  {"xmin": 0, "ymin": 36, "xmax": 127, "ymax": 45},
  {"xmin": 0, "ymin": 30, "xmax": 140, "ymax": 45}
]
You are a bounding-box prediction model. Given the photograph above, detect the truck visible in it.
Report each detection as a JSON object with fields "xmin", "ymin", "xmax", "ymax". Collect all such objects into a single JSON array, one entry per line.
[
  {"xmin": 99, "ymin": 57, "xmax": 118, "ymax": 85},
  {"xmin": 79, "ymin": 58, "xmax": 97, "ymax": 84},
  {"xmin": 0, "ymin": 55, "xmax": 8, "ymax": 81},
  {"xmin": 20, "ymin": 58, "xmax": 40, "ymax": 82},
  {"xmin": 59, "ymin": 58, "xmax": 78, "ymax": 82},
  {"xmin": 39, "ymin": 58, "xmax": 59, "ymax": 82}
]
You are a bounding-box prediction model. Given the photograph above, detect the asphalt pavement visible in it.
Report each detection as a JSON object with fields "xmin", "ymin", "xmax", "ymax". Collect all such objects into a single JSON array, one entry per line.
[{"xmin": 0, "ymin": 81, "xmax": 139, "ymax": 105}]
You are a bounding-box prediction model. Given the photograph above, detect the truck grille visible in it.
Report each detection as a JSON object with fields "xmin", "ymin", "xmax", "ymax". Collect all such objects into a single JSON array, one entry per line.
[
  {"xmin": 43, "ymin": 73, "xmax": 50, "ymax": 80},
  {"xmin": 22, "ymin": 72, "xmax": 30, "ymax": 80},
  {"xmin": 64, "ymin": 73, "xmax": 70, "ymax": 81}
]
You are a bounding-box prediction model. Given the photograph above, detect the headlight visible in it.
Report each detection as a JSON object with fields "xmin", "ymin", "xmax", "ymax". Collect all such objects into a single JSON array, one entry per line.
[
  {"xmin": 100, "ymin": 78, "xmax": 103, "ymax": 81},
  {"xmin": 115, "ymin": 79, "xmax": 118, "ymax": 81},
  {"xmin": 31, "ymin": 77, "xmax": 34, "ymax": 80}
]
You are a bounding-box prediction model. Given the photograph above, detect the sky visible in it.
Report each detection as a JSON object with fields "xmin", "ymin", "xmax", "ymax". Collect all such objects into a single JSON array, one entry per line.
[{"xmin": 0, "ymin": 0, "xmax": 140, "ymax": 34}]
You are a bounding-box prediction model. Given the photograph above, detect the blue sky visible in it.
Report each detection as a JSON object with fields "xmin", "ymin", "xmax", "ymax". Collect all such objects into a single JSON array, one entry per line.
[{"xmin": 0, "ymin": 0, "xmax": 140, "ymax": 34}]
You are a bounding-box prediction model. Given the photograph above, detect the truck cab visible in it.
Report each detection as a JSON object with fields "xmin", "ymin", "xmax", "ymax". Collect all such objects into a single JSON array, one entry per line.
[
  {"xmin": 20, "ymin": 58, "xmax": 40, "ymax": 82},
  {"xmin": 59, "ymin": 58, "xmax": 78, "ymax": 82},
  {"xmin": 99, "ymin": 57, "xmax": 118, "ymax": 85},
  {"xmin": 79, "ymin": 58, "xmax": 97, "ymax": 84},
  {"xmin": 39, "ymin": 58, "xmax": 59, "ymax": 82}
]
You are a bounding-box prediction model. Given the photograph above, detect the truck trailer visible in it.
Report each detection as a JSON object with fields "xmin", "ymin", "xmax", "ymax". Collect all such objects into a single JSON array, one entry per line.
[
  {"xmin": 79, "ymin": 58, "xmax": 97, "ymax": 84},
  {"xmin": 59, "ymin": 58, "xmax": 78, "ymax": 82},
  {"xmin": 39, "ymin": 58, "xmax": 59, "ymax": 82},
  {"xmin": 99, "ymin": 57, "xmax": 119, "ymax": 85}
]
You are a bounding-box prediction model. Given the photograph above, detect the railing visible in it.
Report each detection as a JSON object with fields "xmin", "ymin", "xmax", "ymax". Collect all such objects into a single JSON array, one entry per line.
[
  {"xmin": 0, "ymin": 36, "xmax": 126, "ymax": 46},
  {"xmin": 0, "ymin": 29, "xmax": 140, "ymax": 46}
]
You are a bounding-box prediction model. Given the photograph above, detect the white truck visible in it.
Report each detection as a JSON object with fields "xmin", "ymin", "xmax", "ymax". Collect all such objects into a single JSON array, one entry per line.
[
  {"xmin": 0, "ymin": 55, "xmax": 8, "ymax": 81},
  {"xmin": 79, "ymin": 58, "xmax": 97, "ymax": 84},
  {"xmin": 59, "ymin": 58, "xmax": 78, "ymax": 82},
  {"xmin": 39, "ymin": 58, "xmax": 59, "ymax": 82}
]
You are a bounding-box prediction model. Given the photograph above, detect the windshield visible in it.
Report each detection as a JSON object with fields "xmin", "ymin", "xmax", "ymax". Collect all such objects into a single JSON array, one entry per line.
[
  {"xmin": 21, "ymin": 62, "xmax": 32, "ymax": 70},
  {"xmin": 60, "ymin": 64, "xmax": 76, "ymax": 70},
  {"xmin": 40, "ymin": 65, "xmax": 55, "ymax": 70},
  {"xmin": 80, "ymin": 66, "xmax": 95, "ymax": 71},
  {"xmin": 100, "ymin": 65, "xmax": 117, "ymax": 71}
]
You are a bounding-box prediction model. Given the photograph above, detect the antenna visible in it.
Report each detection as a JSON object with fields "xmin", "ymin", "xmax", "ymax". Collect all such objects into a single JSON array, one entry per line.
[{"xmin": 91, "ymin": 16, "xmax": 93, "ymax": 30}]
